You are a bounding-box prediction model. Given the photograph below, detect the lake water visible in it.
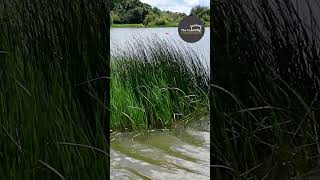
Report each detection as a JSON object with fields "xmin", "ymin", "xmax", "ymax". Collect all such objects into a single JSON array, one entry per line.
[
  {"xmin": 110, "ymin": 117, "xmax": 210, "ymax": 180},
  {"xmin": 111, "ymin": 27, "xmax": 210, "ymax": 67}
]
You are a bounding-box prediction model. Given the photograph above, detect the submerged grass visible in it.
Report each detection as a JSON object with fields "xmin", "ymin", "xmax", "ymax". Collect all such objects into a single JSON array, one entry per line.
[
  {"xmin": 111, "ymin": 37, "xmax": 209, "ymax": 131},
  {"xmin": 1, "ymin": 0, "xmax": 109, "ymax": 179},
  {"xmin": 212, "ymin": 0, "xmax": 320, "ymax": 179}
]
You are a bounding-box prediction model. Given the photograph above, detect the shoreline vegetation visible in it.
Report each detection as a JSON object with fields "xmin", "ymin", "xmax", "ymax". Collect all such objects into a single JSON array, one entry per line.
[
  {"xmin": 111, "ymin": 0, "xmax": 210, "ymax": 28},
  {"xmin": 111, "ymin": 38, "xmax": 209, "ymax": 131},
  {"xmin": 110, "ymin": 0, "xmax": 210, "ymax": 131},
  {"xmin": 111, "ymin": 23, "xmax": 210, "ymax": 28}
]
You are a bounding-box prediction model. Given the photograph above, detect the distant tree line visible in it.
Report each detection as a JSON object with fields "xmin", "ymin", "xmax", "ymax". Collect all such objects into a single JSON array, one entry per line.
[
  {"xmin": 111, "ymin": 0, "xmax": 210, "ymax": 26},
  {"xmin": 190, "ymin": 5, "xmax": 210, "ymax": 23}
]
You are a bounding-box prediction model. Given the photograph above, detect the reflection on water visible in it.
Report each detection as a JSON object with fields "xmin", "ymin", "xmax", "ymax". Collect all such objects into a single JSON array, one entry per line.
[{"xmin": 110, "ymin": 119, "xmax": 210, "ymax": 180}]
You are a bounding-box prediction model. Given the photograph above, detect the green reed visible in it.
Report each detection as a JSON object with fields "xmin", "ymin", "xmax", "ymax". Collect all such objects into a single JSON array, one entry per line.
[{"xmin": 111, "ymin": 37, "xmax": 209, "ymax": 131}]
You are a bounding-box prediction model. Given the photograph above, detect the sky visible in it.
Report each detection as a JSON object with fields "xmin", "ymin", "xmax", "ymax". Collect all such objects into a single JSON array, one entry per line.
[{"xmin": 140, "ymin": 0, "xmax": 210, "ymax": 15}]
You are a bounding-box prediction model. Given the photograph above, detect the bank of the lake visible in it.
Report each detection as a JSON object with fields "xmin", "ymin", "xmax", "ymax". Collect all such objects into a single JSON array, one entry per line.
[
  {"xmin": 112, "ymin": 24, "xmax": 146, "ymax": 28},
  {"xmin": 111, "ymin": 23, "xmax": 210, "ymax": 28}
]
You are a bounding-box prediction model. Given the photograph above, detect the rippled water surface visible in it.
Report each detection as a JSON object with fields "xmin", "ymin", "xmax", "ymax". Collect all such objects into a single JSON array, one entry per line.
[
  {"xmin": 111, "ymin": 27, "xmax": 210, "ymax": 68},
  {"xmin": 110, "ymin": 119, "xmax": 210, "ymax": 180}
]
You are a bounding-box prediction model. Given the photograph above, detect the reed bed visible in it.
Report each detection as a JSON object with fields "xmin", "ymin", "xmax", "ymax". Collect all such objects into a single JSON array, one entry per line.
[
  {"xmin": 111, "ymin": 37, "xmax": 209, "ymax": 131},
  {"xmin": 212, "ymin": 0, "xmax": 320, "ymax": 179},
  {"xmin": 0, "ymin": 0, "xmax": 109, "ymax": 179}
]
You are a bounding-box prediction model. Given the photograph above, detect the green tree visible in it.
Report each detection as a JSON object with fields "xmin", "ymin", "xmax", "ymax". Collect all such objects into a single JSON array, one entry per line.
[
  {"xmin": 155, "ymin": 17, "xmax": 168, "ymax": 26},
  {"xmin": 190, "ymin": 5, "xmax": 210, "ymax": 23},
  {"xmin": 111, "ymin": 11, "xmax": 122, "ymax": 24},
  {"xmin": 125, "ymin": 7, "xmax": 148, "ymax": 23},
  {"xmin": 111, "ymin": 0, "xmax": 189, "ymax": 26},
  {"xmin": 152, "ymin": 7, "xmax": 161, "ymax": 15},
  {"xmin": 143, "ymin": 13, "xmax": 157, "ymax": 26}
]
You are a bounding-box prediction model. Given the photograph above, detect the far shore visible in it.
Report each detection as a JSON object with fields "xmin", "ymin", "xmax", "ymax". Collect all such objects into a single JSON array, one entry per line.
[{"xmin": 111, "ymin": 23, "xmax": 210, "ymax": 28}]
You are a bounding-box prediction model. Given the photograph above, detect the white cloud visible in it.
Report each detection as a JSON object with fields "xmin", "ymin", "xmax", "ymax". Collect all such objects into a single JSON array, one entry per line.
[{"xmin": 140, "ymin": 0, "xmax": 209, "ymax": 14}]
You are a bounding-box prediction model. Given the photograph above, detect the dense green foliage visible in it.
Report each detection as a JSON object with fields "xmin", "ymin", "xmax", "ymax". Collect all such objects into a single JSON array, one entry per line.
[
  {"xmin": 0, "ymin": 0, "xmax": 109, "ymax": 179},
  {"xmin": 111, "ymin": 0, "xmax": 210, "ymax": 27},
  {"xmin": 212, "ymin": 0, "xmax": 320, "ymax": 179},
  {"xmin": 191, "ymin": 5, "xmax": 210, "ymax": 23},
  {"xmin": 111, "ymin": 0, "xmax": 156, "ymax": 24},
  {"xmin": 111, "ymin": 38, "xmax": 209, "ymax": 130}
]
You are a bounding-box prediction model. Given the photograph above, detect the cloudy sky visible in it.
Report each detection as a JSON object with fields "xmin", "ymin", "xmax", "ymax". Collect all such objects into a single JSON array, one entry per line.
[{"xmin": 140, "ymin": 0, "xmax": 210, "ymax": 15}]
